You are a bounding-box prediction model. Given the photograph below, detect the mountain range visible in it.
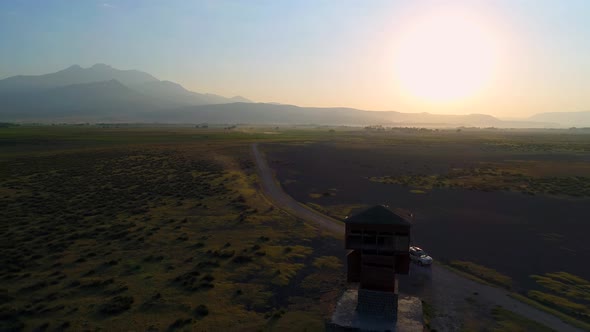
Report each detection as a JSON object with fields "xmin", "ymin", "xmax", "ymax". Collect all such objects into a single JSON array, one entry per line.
[
  {"xmin": 0, "ymin": 64, "xmax": 586, "ymax": 127},
  {"xmin": 0, "ymin": 64, "xmax": 251, "ymax": 122},
  {"xmin": 526, "ymin": 111, "xmax": 590, "ymax": 128}
]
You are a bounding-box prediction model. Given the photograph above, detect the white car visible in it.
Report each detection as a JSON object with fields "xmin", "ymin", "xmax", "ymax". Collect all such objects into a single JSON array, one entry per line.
[{"xmin": 409, "ymin": 246, "xmax": 433, "ymax": 266}]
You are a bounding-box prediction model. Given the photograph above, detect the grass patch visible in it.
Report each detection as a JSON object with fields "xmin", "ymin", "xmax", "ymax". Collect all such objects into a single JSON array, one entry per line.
[
  {"xmin": 448, "ymin": 261, "xmax": 512, "ymax": 289},
  {"xmin": 305, "ymin": 202, "xmax": 330, "ymax": 215},
  {"xmin": 527, "ymin": 291, "xmax": 588, "ymax": 318},
  {"xmin": 531, "ymin": 272, "xmax": 590, "ymax": 302},
  {"xmin": 491, "ymin": 306, "xmax": 555, "ymax": 332},
  {"xmin": 410, "ymin": 189, "xmax": 427, "ymax": 194},
  {"xmin": 509, "ymin": 293, "xmax": 590, "ymax": 331},
  {"xmin": 305, "ymin": 203, "xmax": 368, "ymax": 221},
  {"xmin": 370, "ymin": 164, "xmax": 590, "ymax": 197},
  {"xmin": 421, "ymin": 300, "xmax": 434, "ymax": 331},
  {"xmin": 526, "ymin": 272, "xmax": 590, "ymax": 323},
  {"xmin": 268, "ymin": 310, "xmax": 324, "ymax": 331},
  {"xmin": 313, "ymin": 256, "xmax": 342, "ymax": 270}
]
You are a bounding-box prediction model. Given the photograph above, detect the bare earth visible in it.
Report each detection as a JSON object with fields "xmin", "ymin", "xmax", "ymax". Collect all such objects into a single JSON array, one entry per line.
[
  {"xmin": 252, "ymin": 143, "xmax": 342, "ymax": 236},
  {"xmin": 252, "ymin": 143, "xmax": 582, "ymax": 332}
]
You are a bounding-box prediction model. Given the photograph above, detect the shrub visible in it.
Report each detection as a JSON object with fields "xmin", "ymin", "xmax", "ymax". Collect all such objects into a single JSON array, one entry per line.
[
  {"xmin": 196, "ymin": 260, "xmax": 219, "ymax": 268},
  {"xmin": 232, "ymin": 255, "xmax": 252, "ymax": 264},
  {"xmin": 169, "ymin": 318, "xmax": 192, "ymax": 330},
  {"xmin": 257, "ymin": 236, "xmax": 270, "ymax": 242},
  {"xmin": 35, "ymin": 322, "xmax": 50, "ymax": 331},
  {"xmin": 99, "ymin": 296, "xmax": 134, "ymax": 315},
  {"xmin": 194, "ymin": 304, "xmax": 209, "ymax": 318}
]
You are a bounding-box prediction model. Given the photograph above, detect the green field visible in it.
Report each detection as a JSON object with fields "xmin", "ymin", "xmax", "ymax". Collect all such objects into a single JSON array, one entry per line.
[
  {"xmin": 0, "ymin": 126, "xmax": 345, "ymax": 331},
  {"xmin": 2, "ymin": 125, "xmax": 590, "ymax": 331}
]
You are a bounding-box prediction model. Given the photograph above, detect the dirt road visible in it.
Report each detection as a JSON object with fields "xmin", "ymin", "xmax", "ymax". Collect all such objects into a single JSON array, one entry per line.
[
  {"xmin": 401, "ymin": 264, "xmax": 584, "ymax": 331},
  {"xmin": 251, "ymin": 143, "xmax": 582, "ymax": 332},
  {"xmin": 252, "ymin": 143, "xmax": 343, "ymax": 235}
]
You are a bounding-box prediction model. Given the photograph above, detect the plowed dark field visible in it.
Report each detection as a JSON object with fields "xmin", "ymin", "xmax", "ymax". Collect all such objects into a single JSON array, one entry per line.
[{"xmin": 265, "ymin": 136, "xmax": 590, "ymax": 290}]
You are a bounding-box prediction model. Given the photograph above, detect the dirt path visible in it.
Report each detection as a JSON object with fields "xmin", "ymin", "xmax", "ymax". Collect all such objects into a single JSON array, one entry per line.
[
  {"xmin": 251, "ymin": 143, "xmax": 582, "ymax": 332},
  {"xmin": 252, "ymin": 143, "xmax": 343, "ymax": 235}
]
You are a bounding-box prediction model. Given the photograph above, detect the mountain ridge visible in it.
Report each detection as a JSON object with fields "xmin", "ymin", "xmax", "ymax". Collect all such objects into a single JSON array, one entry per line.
[
  {"xmin": 0, "ymin": 64, "xmax": 158, "ymax": 95},
  {"xmin": 527, "ymin": 111, "xmax": 590, "ymax": 127},
  {"xmin": 143, "ymin": 102, "xmax": 549, "ymax": 128},
  {"xmin": 0, "ymin": 64, "xmax": 585, "ymax": 127},
  {"xmin": 0, "ymin": 64, "xmax": 251, "ymax": 106},
  {"xmin": 0, "ymin": 79, "xmax": 173, "ymax": 121}
]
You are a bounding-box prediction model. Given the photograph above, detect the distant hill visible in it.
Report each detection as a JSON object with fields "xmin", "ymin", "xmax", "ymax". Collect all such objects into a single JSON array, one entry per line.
[
  {"xmin": 0, "ymin": 80, "xmax": 170, "ymax": 122},
  {"xmin": 527, "ymin": 111, "xmax": 590, "ymax": 127},
  {"xmin": 0, "ymin": 64, "xmax": 158, "ymax": 95},
  {"xmin": 130, "ymin": 80, "xmax": 251, "ymax": 106},
  {"xmin": 140, "ymin": 102, "xmax": 545, "ymax": 128},
  {"xmin": 0, "ymin": 64, "xmax": 573, "ymax": 128},
  {"xmin": 0, "ymin": 64, "xmax": 252, "ymax": 121},
  {"xmin": 147, "ymin": 103, "xmax": 396, "ymax": 125}
]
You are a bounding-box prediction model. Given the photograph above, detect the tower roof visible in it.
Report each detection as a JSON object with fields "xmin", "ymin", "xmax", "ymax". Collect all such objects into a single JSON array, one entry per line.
[{"xmin": 344, "ymin": 205, "xmax": 411, "ymax": 226}]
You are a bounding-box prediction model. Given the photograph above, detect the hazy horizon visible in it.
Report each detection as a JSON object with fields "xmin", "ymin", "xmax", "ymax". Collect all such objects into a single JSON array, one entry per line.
[{"xmin": 1, "ymin": 0, "xmax": 589, "ymax": 117}]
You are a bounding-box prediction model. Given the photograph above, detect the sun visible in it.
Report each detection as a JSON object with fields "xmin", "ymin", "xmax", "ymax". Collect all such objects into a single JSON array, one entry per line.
[{"xmin": 393, "ymin": 10, "xmax": 501, "ymax": 103}]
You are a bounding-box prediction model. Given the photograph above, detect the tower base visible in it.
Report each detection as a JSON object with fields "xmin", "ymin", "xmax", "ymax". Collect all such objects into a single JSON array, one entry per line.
[
  {"xmin": 326, "ymin": 288, "xmax": 423, "ymax": 332},
  {"xmin": 357, "ymin": 288, "xmax": 398, "ymax": 318}
]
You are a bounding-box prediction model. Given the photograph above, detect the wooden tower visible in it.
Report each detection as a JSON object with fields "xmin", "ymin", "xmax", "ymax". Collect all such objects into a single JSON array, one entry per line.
[{"xmin": 344, "ymin": 205, "xmax": 411, "ymax": 315}]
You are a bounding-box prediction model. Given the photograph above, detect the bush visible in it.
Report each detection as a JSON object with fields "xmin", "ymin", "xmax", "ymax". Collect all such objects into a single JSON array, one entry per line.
[
  {"xmin": 99, "ymin": 296, "xmax": 134, "ymax": 315},
  {"xmin": 0, "ymin": 310, "xmax": 24, "ymax": 332},
  {"xmin": 194, "ymin": 304, "xmax": 209, "ymax": 318},
  {"xmin": 169, "ymin": 318, "xmax": 192, "ymax": 330},
  {"xmin": 232, "ymin": 255, "xmax": 252, "ymax": 264}
]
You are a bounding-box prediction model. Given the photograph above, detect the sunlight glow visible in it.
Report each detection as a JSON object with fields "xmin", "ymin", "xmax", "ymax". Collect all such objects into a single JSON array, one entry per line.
[{"xmin": 393, "ymin": 10, "xmax": 502, "ymax": 103}]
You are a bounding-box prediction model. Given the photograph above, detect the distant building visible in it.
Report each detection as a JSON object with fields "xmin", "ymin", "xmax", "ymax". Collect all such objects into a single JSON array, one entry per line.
[{"xmin": 327, "ymin": 205, "xmax": 422, "ymax": 331}]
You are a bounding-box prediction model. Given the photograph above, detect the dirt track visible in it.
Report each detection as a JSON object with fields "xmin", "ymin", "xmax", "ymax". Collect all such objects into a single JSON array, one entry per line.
[
  {"xmin": 252, "ymin": 143, "xmax": 343, "ymax": 235},
  {"xmin": 252, "ymin": 143, "xmax": 582, "ymax": 332}
]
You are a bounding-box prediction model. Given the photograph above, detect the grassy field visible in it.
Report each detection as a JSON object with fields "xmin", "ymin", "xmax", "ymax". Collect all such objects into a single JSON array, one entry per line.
[
  {"xmin": 0, "ymin": 126, "xmax": 346, "ymax": 331},
  {"xmin": 2, "ymin": 125, "xmax": 589, "ymax": 331}
]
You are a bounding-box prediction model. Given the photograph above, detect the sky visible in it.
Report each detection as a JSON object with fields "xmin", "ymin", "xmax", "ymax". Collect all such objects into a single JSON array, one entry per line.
[{"xmin": 0, "ymin": 0, "xmax": 589, "ymax": 118}]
